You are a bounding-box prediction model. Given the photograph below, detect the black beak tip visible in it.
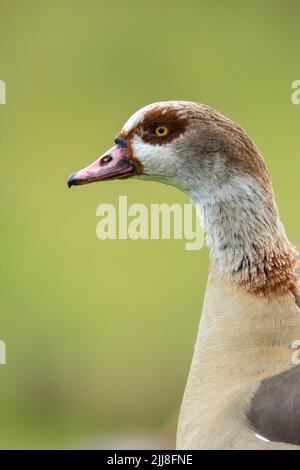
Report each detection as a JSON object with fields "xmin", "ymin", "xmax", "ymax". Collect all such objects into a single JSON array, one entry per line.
[{"xmin": 67, "ymin": 172, "xmax": 78, "ymax": 188}]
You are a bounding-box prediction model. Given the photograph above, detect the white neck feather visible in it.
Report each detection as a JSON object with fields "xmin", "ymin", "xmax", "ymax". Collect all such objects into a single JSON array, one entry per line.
[{"xmin": 187, "ymin": 173, "xmax": 297, "ymax": 294}]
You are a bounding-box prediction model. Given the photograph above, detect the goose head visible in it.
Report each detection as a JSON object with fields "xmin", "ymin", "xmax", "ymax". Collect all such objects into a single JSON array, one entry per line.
[
  {"xmin": 68, "ymin": 101, "xmax": 299, "ymax": 296},
  {"xmin": 67, "ymin": 101, "xmax": 270, "ymax": 199}
]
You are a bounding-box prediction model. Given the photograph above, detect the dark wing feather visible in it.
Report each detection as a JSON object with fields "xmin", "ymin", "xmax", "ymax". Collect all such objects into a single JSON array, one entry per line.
[{"xmin": 247, "ymin": 365, "xmax": 300, "ymax": 445}]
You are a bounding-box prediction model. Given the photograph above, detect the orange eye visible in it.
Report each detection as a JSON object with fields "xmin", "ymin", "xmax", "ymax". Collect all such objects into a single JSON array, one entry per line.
[{"xmin": 154, "ymin": 126, "xmax": 169, "ymax": 137}]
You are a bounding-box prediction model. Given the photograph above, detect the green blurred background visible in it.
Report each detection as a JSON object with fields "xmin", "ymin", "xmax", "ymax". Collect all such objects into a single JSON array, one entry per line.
[{"xmin": 0, "ymin": 0, "xmax": 299, "ymax": 449}]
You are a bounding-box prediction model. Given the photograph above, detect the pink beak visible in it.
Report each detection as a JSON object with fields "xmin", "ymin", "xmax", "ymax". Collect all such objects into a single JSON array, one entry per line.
[{"xmin": 67, "ymin": 139, "xmax": 139, "ymax": 188}]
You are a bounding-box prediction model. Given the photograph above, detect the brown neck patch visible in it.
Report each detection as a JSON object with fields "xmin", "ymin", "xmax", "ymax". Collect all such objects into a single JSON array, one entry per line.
[{"xmin": 234, "ymin": 249, "xmax": 299, "ymax": 297}]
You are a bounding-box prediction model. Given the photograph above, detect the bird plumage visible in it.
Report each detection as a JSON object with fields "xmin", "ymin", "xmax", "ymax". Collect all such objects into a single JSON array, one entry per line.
[{"xmin": 68, "ymin": 101, "xmax": 300, "ymax": 449}]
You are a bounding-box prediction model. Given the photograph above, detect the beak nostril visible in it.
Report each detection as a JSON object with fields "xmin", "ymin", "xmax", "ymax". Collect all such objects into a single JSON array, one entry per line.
[{"xmin": 100, "ymin": 155, "xmax": 113, "ymax": 166}]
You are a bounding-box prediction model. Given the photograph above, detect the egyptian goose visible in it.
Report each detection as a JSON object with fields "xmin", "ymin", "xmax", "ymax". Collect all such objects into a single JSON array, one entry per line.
[{"xmin": 68, "ymin": 101, "xmax": 300, "ymax": 450}]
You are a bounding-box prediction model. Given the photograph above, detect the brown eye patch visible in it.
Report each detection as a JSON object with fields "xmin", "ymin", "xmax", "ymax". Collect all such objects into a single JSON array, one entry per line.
[
  {"xmin": 118, "ymin": 106, "xmax": 189, "ymax": 146},
  {"xmin": 140, "ymin": 107, "xmax": 188, "ymax": 145}
]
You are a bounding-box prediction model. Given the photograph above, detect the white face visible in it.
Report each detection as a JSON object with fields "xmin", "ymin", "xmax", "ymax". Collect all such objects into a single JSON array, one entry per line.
[
  {"xmin": 130, "ymin": 134, "xmax": 182, "ymax": 183},
  {"xmin": 121, "ymin": 101, "xmax": 198, "ymax": 189}
]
